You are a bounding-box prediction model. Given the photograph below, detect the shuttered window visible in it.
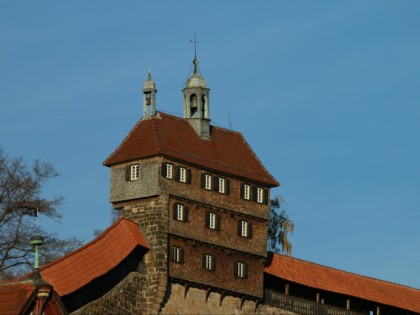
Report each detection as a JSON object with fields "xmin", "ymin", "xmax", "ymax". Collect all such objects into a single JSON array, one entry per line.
[
  {"xmin": 237, "ymin": 220, "xmax": 253, "ymax": 238},
  {"xmin": 235, "ymin": 262, "xmax": 248, "ymax": 278},
  {"xmin": 205, "ymin": 212, "xmax": 220, "ymax": 230},
  {"xmin": 173, "ymin": 203, "xmax": 189, "ymax": 222},
  {"xmin": 202, "ymin": 254, "xmax": 216, "ymax": 271},
  {"xmin": 172, "ymin": 246, "xmax": 184, "ymax": 263}
]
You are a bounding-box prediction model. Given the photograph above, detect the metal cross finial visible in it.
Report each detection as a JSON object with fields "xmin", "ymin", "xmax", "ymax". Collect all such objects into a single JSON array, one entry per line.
[{"xmin": 190, "ymin": 33, "xmax": 199, "ymax": 59}]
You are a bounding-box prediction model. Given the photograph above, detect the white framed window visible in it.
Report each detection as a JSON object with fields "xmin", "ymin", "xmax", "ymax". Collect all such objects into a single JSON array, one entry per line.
[
  {"xmin": 176, "ymin": 204, "xmax": 184, "ymax": 221},
  {"xmin": 204, "ymin": 174, "xmax": 212, "ymax": 190},
  {"xmin": 173, "ymin": 203, "xmax": 188, "ymax": 222},
  {"xmin": 166, "ymin": 164, "xmax": 173, "ymax": 179},
  {"xmin": 218, "ymin": 177, "xmax": 225, "ymax": 193},
  {"xmin": 203, "ymin": 254, "xmax": 215, "ymax": 271},
  {"xmin": 172, "ymin": 246, "xmax": 184, "ymax": 263},
  {"xmin": 238, "ymin": 220, "xmax": 252, "ymax": 238},
  {"xmin": 257, "ymin": 187, "xmax": 264, "ymax": 203},
  {"xmin": 236, "ymin": 262, "xmax": 247, "ymax": 278},
  {"xmin": 130, "ymin": 164, "xmax": 139, "ymax": 180},
  {"xmin": 209, "ymin": 213, "xmax": 216, "ymax": 229},
  {"xmin": 241, "ymin": 221, "xmax": 248, "ymax": 237},
  {"xmin": 244, "ymin": 184, "xmax": 250, "ymax": 200},
  {"xmin": 179, "ymin": 167, "xmax": 187, "ymax": 183}
]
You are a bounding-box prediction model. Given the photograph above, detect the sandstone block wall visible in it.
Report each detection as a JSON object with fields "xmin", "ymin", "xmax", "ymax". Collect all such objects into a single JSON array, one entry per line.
[{"xmin": 160, "ymin": 282, "xmax": 298, "ymax": 315}]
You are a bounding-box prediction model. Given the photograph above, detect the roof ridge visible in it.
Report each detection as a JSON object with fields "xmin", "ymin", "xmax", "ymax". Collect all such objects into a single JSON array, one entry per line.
[
  {"xmin": 268, "ymin": 252, "xmax": 420, "ymax": 291},
  {"xmin": 159, "ymin": 111, "xmax": 241, "ymax": 135}
]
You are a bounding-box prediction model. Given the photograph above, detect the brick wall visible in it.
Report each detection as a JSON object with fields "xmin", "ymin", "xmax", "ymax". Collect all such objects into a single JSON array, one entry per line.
[
  {"xmin": 160, "ymin": 160, "xmax": 271, "ymax": 219},
  {"xmin": 169, "ymin": 237, "xmax": 265, "ymax": 297},
  {"xmin": 168, "ymin": 196, "xmax": 267, "ymax": 256}
]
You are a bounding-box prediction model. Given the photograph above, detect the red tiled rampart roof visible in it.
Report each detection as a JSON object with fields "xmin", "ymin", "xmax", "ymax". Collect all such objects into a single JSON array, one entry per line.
[
  {"xmin": 0, "ymin": 281, "xmax": 35, "ymax": 314},
  {"xmin": 40, "ymin": 217, "xmax": 149, "ymax": 297},
  {"xmin": 265, "ymin": 253, "xmax": 420, "ymax": 313},
  {"xmin": 103, "ymin": 112, "xmax": 279, "ymax": 187}
]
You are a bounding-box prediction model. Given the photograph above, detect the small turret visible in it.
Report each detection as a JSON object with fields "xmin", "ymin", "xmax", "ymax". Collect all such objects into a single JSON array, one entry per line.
[
  {"xmin": 142, "ymin": 69, "xmax": 157, "ymax": 119},
  {"xmin": 182, "ymin": 57, "xmax": 211, "ymax": 140}
]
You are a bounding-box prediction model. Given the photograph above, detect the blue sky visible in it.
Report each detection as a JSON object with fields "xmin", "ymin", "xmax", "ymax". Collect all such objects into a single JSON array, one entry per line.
[{"xmin": 1, "ymin": 1, "xmax": 419, "ymax": 289}]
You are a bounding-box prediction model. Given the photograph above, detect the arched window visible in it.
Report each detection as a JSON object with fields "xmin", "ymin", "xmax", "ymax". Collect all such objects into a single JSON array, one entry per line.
[{"xmin": 190, "ymin": 94, "xmax": 198, "ymax": 117}]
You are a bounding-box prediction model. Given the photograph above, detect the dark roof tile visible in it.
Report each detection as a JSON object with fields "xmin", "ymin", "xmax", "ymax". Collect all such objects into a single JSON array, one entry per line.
[{"xmin": 104, "ymin": 112, "xmax": 279, "ymax": 187}]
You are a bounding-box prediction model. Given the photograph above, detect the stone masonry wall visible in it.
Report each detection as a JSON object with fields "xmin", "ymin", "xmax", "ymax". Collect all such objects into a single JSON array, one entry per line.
[
  {"xmin": 71, "ymin": 272, "xmax": 147, "ymax": 315},
  {"xmin": 118, "ymin": 195, "xmax": 169, "ymax": 314},
  {"xmin": 160, "ymin": 282, "xmax": 298, "ymax": 315},
  {"xmin": 109, "ymin": 158, "xmax": 160, "ymax": 203}
]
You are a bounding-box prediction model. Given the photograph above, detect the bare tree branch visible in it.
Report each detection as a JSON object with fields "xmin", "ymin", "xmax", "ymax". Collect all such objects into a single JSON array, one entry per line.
[{"xmin": 0, "ymin": 148, "xmax": 82, "ymax": 279}]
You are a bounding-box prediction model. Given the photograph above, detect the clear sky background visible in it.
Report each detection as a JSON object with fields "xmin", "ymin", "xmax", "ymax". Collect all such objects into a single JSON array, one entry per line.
[{"xmin": 1, "ymin": 1, "xmax": 419, "ymax": 289}]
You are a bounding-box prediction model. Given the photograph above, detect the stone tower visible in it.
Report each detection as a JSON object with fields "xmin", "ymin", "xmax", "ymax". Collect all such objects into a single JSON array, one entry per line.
[{"xmin": 103, "ymin": 57, "xmax": 279, "ymax": 314}]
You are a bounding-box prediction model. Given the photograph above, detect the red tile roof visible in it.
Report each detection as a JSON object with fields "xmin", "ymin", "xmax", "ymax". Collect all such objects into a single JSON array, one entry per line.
[
  {"xmin": 103, "ymin": 112, "xmax": 279, "ymax": 187},
  {"xmin": 0, "ymin": 281, "xmax": 35, "ymax": 315},
  {"xmin": 40, "ymin": 217, "xmax": 149, "ymax": 297},
  {"xmin": 265, "ymin": 253, "xmax": 420, "ymax": 313}
]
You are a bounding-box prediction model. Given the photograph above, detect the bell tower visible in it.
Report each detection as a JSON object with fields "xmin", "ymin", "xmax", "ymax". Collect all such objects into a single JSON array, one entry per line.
[
  {"xmin": 182, "ymin": 56, "xmax": 211, "ymax": 140},
  {"xmin": 142, "ymin": 69, "xmax": 157, "ymax": 119}
]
